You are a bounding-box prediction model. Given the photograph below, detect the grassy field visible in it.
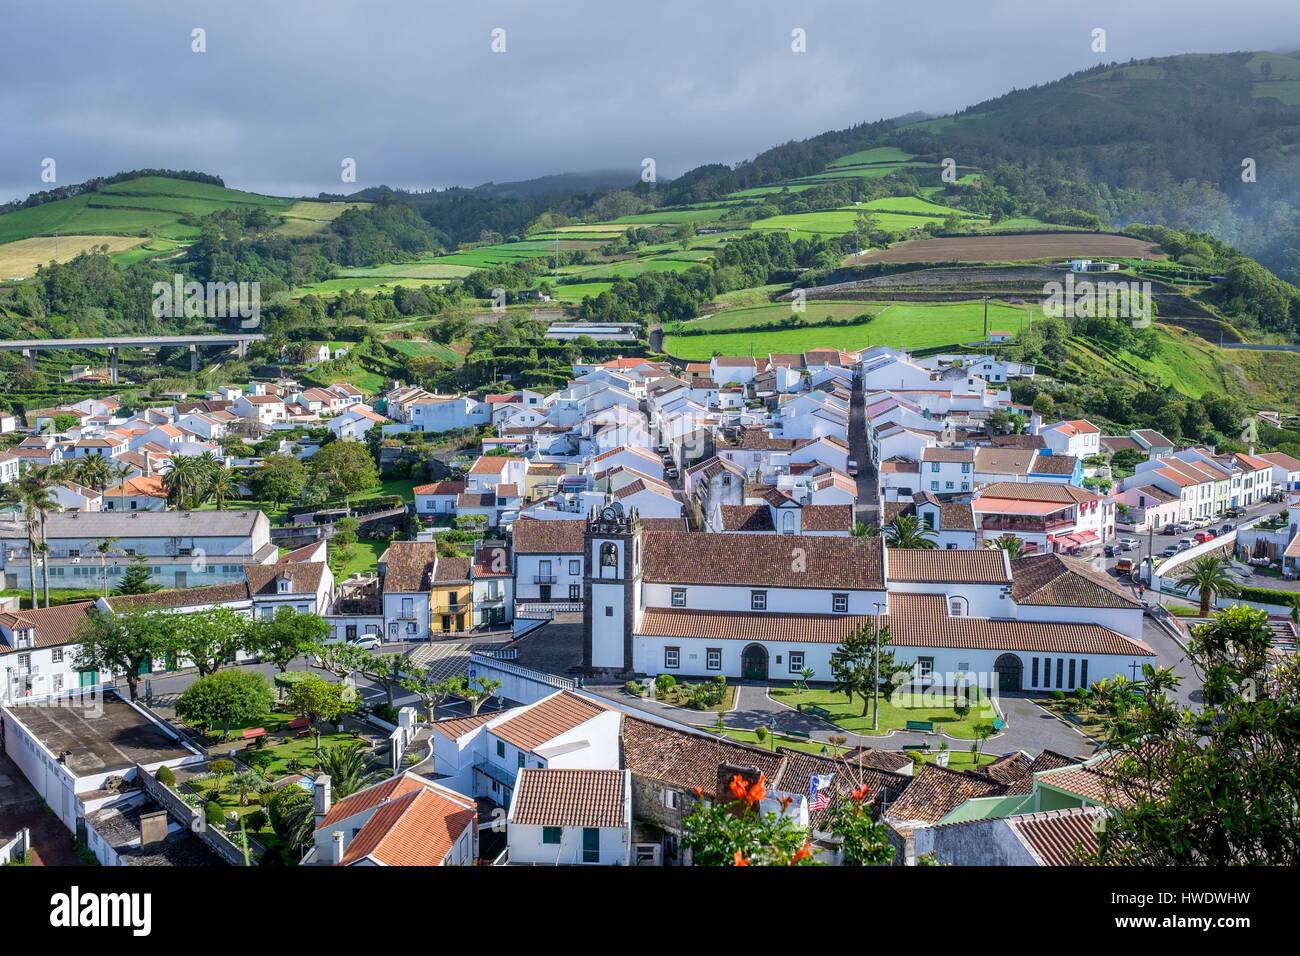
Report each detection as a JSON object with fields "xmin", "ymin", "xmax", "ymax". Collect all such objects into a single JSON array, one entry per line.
[
  {"xmin": 827, "ymin": 146, "xmax": 915, "ymax": 168},
  {"xmin": 549, "ymin": 281, "xmax": 615, "ymax": 303},
  {"xmin": 335, "ymin": 537, "xmax": 389, "ymax": 577},
  {"xmin": 771, "ymin": 687, "xmax": 996, "ymax": 738},
  {"xmin": 665, "ymin": 299, "xmax": 1029, "ymax": 358},
  {"xmin": 672, "ymin": 300, "xmax": 875, "ymax": 333},
  {"xmin": 750, "ymin": 207, "xmax": 982, "ymax": 237},
  {"xmin": 0, "ymin": 234, "xmax": 147, "ymax": 278},
  {"xmin": 0, "ymin": 176, "xmax": 298, "ymax": 245}
]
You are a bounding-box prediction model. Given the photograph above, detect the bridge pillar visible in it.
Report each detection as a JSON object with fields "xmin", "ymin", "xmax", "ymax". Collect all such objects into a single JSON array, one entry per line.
[
  {"xmin": 237, "ymin": 339, "xmax": 247, "ymax": 359},
  {"xmin": 21, "ymin": 348, "xmax": 34, "ymax": 370},
  {"xmin": 189, "ymin": 344, "xmax": 199, "ymax": 372},
  {"xmin": 109, "ymin": 347, "xmax": 118, "ymax": 386}
]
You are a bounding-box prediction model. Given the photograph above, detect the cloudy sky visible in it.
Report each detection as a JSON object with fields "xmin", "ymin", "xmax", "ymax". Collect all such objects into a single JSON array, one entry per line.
[{"xmin": 2, "ymin": 0, "xmax": 1297, "ymax": 203}]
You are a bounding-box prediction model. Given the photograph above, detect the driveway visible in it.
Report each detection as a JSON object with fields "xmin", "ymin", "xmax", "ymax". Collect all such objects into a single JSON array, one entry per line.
[
  {"xmin": 0, "ymin": 751, "xmax": 81, "ymax": 866},
  {"xmin": 848, "ymin": 373, "xmax": 878, "ymax": 525}
]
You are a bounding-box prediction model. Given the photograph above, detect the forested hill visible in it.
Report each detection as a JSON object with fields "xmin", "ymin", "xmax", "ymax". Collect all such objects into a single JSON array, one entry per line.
[{"xmin": 894, "ymin": 52, "xmax": 1300, "ymax": 284}]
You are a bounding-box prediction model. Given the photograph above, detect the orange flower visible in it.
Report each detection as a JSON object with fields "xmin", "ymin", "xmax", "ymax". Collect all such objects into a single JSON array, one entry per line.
[
  {"xmin": 693, "ymin": 786, "xmax": 705, "ymax": 798},
  {"xmin": 748, "ymin": 775, "xmax": 767, "ymax": 805},
  {"xmin": 728, "ymin": 775, "xmax": 749, "ymax": 801},
  {"xmin": 791, "ymin": 842, "xmax": 813, "ymax": 864},
  {"xmin": 851, "ymin": 784, "xmax": 872, "ymax": 802},
  {"xmin": 733, "ymin": 850, "xmax": 749, "ymax": 866}
]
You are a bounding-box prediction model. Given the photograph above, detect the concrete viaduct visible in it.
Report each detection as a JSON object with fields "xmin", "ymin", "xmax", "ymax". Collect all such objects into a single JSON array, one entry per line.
[{"xmin": 0, "ymin": 334, "xmax": 267, "ymax": 385}]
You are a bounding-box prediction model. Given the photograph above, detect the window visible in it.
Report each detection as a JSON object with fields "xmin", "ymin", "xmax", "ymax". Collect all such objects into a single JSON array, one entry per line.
[
  {"xmin": 569, "ymin": 584, "xmax": 581, "ymax": 600},
  {"xmin": 496, "ymin": 740, "xmax": 505, "ymax": 758},
  {"xmin": 671, "ymin": 588, "xmax": 687, "ymax": 607},
  {"xmin": 1031, "ymin": 657, "xmax": 1039, "ymax": 687},
  {"xmin": 930, "ymin": 462, "xmax": 940, "ymax": 473},
  {"xmin": 582, "ymin": 827, "xmax": 600, "ymax": 863},
  {"xmin": 1068, "ymin": 658, "xmax": 1077, "ymax": 689},
  {"xmin": 1056, "ymin": 657, "xmax": 1064, "ymax": 688},
  {"xmin": 948, "ymin": 596, "xmax": 968, "ymax": 617},
  {"xmin": 1080, "ymin": 659, "xmax": 1088, "ymax": 689},
  {"xmin": 51, "ymin": 648, "xmax": 63, "ymax": 663},
  {"xmin": 605, "ymin": 606, "xmax": 614, "ymax": 617},
  {"xmin": 706, "ymin": 648, "xmax": 721, "ymax": 670},
  {"xmin": 916, "ymin": 657, "xmax": 934, "ymax": 679},
  {"xmin": 662, "ymin": 789, "xmax": 680, "ymax": 810},
  {"xmin": 961, "ymin": 463, "xmax": 971, "ymax": 473},
  {"xmin": 750, "ymin": 590, "xmax": 767, "ymax": 611},
  {"xmin": 931, "ymin": 481, "xmax": 939, "ymax": 491},
  {"xmin": 53, "ymin": 674, "xmax": 63, "ymax": 692},
  {"xmin": 665, "ymin": 647, "xmax": 680, "ymax": 669},
  {"xmin": 1042, "ymin": 658, "xmax": 1051, "ymax": 688},
  {"xmin": 789, "ymin": 652, "xmax": 805, "ymax": 673},
  {"xmin": 832, "ymin": 593, "xmax": 848, "ymax": 614},
  {"xmin": 542, "ymin": 826, "xmax": 561, "ymax": 845},
  {"xmin": 945, "ymin": 481, "xmax": 954, "ymax": 490},
  {"xmin": 568, "ymin": 559, "xmax": 581, "ymax": 576},
  {"xmin": 517, "ymin": 753, "xmax": 526, "ymax": 768}
]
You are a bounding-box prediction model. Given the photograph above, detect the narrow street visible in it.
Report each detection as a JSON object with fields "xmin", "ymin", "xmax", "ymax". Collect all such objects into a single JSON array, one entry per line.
[{"xmin": 848, "ymin": 371, "xmax": 879, "ymax": 527}]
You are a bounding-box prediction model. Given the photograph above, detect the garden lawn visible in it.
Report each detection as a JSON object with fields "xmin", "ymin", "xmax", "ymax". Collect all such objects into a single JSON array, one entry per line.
[
  {"xmin": 770, "ymin": 688, "xmax": 996, "ymax": 738},
  {"xmin": 718, "ymin": 728, "xmax": 827, "ymax": 755},
  {"xmin": 336, "ymin": 537, "xmax": 388, "ymax": 577},
  {"xmin": 240, "ymin": 731, "xmax": 380, "ymax": 779},
  {"xmin": 910, "ymin": 750, "xmax": 999, "ymax": 772}
]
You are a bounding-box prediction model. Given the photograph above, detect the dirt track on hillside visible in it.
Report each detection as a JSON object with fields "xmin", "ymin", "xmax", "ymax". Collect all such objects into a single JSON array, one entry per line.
[{"xmin": 854, "ymin": 232, "xmax": 1164, "ymax": 264}]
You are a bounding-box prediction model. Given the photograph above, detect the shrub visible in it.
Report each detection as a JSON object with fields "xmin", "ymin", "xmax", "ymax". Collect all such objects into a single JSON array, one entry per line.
[
  {"xmin": 205, "ymin": 801, "xmax": 225, "ymax": 828},
  {"xmin": 372, "ymin": 703, "xmax": 400, "ymax": 725},
  {"xmin": 655, "ymin": 674, "xmax": 676, "ymax": 694},
  {"xmin": 624, "ymin": 680, "xmax": 644, "ymax": 696},
  {"xmin": 1049, "ymin": 690, "xmax": 1066, "ymax": 701},
  {"xmin": 209, "ymin": 759, "xmax": 236, "ymax": 777},
  {"xmin": 155, "ymin": 766, "xmax": 176, "ymax": 787},
  {"xmin": 245, "ymin": 810, "xmax": 268, "ymax": 832}
]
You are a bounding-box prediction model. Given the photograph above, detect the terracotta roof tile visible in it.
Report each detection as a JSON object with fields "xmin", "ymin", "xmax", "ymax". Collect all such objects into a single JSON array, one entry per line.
[
  {"xmin": 490, "ymin": 691, "xmax": 610, "ymax": 753},
  {"xmin": 642, "ymin": 532, "xmax": 885, "ymax": 590},
  {"xmin": 336, "ymin": 785, "xmax": 476, "ymax": 866},
  {"xmin": 884, "ymin": 764, "xmax": 1004, "ymax": 827},
  {"xmin": 621, "ymin": 716, "xmax": 786, "ymax": 793},
  {"xmin": 511, "ymin": 517, "xmax": 586, "ymax": 554},
  {"xmin": 1011, "ymin": 553, "xmax": 1141, "ymax": 609},
  {"xmin": 887, "ymin": 548, "xmax": 1010, "ymax": 584},
  {"xmin": 1007, "ymin": 807, "xmax": 1105, "ymax": 865},
  {"xmin": 509, "ymin": 768, "xmax": 626, "ymax": 828}
]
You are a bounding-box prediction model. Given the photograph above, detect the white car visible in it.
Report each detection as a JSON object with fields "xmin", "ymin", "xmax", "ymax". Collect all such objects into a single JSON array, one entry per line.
[
  {"xmin": 846, "ymin": 459, "xmax": 859, "ymax": 477},
  {"xmin": 1119, "ymin": 537, "xmax": 1141, "ymax": 551},
  {"xmin": 348, "ymin": 635, "xmax": 382, "ymax": 651}
]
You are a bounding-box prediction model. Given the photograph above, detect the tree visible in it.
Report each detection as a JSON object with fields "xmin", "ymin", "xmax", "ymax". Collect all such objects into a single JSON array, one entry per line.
[
  {"xmin": 287, "ymin": 674, "xmax": 353, "ymax": 747},
  {"xmin": 308, "ymin": 440, "xmax": 378, "ymax": 501},
  {"xmin": 175, "ymin": 669, "xmax": 275, "ymax": 738},
  {"xmin": 267, "ymin": 786, "xmax": 314, "ymax": 859},
  {"xmin": 400, "ymin": 669, "xmax": 462, "ymax": 720},
  {"xmin": 114, "ymin": 558, "xmax": 160, "ymax": 595},
  {"xmin": 253, "ymin": 454, "xmax": 306, "ymax": 510},
  {"xmin": 830, "ymin": 623, "xmax": 875, "ymax": 709},
  {"xmin": 162, "ymin": 455, "xmax": 203, "ymax": 509},
  {"xmin": 165, "ymin": 607, "xmax": 250, "ymax": 677},
  {"xmin": 1091, "ymin": 607, "xmax": 1298, "ymax": 865},
  {"xmin": 358, "ymin": 651, "xmax": 405, "ymax": 711},
  {"xmin": 91, "ymin": 536, "xmax": 121, "ymax": 597},
  {"xmin": 445, "ymin": 675, "xmax": 502, "ymax": 715},
  {"xmin": 248, "ymin": 608, "xmax": 329, "ymax": 676},
  {"xmin": 314, "ymin": 741, "xmax": 386, "ymax": 798},
  {"xmin": 884, "ymin": 514, "xmax": 937, "ymax": 549},
  {"xmin": 226, "ymin": 769, "xmax": 265, "ymax": 806},
  {"xmin": 1032, "ymin": 393, "xmax": 1056, "ymax": 417},
  {"xmin": 1174, "ymin": 554, "xmax": 1239, "ymax": 617},
  {"xmin": 826, "ymin": 787, "xmax": 895, "ymax": 866},
  {"xmin": 205, "ymin": 465, "xmax": 237, "ymax": 510},
  {"xmin": 74, "ymin": 609, "xmax": 170, "ymax": 701},
  {"xmin": 990, "ymin": 534, "xmax": 1026, "ymax": 560}
]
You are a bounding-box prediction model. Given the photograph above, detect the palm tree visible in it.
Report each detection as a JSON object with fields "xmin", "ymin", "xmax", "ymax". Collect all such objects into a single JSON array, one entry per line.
[
  {"xmin": 74, "ymin": 454, "xmax": 111, "ymax": 494},
  {"xmin": 92, "ymin": 536, "xmax": 121, "ymax": 596},
  {"xmin": 21, "ymin": 468, "xmax": 61, "ymax": 608},
  {"xmin": 990, "ymin": 534, "xmax": 1026, "ymax": 559},
  {"xmin": 1175, "ymin": 554, "xmax": 1239, "ymax": 617},
  {"xmin": 0, "ymin": 480, "xmax": 39, "ymax": 609},
  {"xmin": 884, "ymin": 513, "xmax": 938, "ymax": 549},
  {"xmin": 107, "ymin": 459, "xmax": 133, "ymax": 511},
  {"xmin": 314, "ymin": 742, "xmax": 386, "ymax": 799},
  {"xmin": 205, "ymin": 465, "xmax": 236, "ymax": 510},
  {"xmin": 226, "ymin": 769, "xmax": 265, "ymax": 806},
  {"xmin": 851, "ymin": 522, "xmax": 880, "ymax": 537},
  {"xmin": 163, "ymin": 455, "xmax": 201, "ymax": 509}
]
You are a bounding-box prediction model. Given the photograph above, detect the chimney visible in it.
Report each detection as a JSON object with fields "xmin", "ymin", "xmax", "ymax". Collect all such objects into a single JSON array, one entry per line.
[
  {"xmin": 139, "ymin": 809, "xmax": 169, "ymax": 848},
  {"xmin": 331, "ymin": 830, "xmax": 345, "ymax": 865},
  {"xmin": 144, "ymin": 454, "xmax": 152, "ymax": 478},
  {"xmin": 313, "ymin": 774, "xmax": 332, "ymax": 826}
]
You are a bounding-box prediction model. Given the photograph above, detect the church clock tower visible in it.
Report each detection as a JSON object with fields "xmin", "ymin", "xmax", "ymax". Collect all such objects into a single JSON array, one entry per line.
[{"xmin": 583, "ymin": 503, "xmax": 643, "ymax": 676}]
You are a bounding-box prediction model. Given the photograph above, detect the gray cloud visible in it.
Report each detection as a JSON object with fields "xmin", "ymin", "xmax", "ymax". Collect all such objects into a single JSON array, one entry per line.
[{"xmin": 1, "ymin": 0, "xmax": 1297, "ymax": 202}]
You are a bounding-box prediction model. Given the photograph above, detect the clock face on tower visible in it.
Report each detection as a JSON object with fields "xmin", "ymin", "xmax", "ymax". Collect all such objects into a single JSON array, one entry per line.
[{"xmin": 600, "ymin": 506, "xmax": 617, "ymax": 523}]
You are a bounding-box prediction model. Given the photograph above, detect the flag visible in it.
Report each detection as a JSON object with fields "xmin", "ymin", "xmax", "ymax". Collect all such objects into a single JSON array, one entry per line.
[{"xmin": 809, "ymin": 773, "xmax": 834, "ymax": 812}]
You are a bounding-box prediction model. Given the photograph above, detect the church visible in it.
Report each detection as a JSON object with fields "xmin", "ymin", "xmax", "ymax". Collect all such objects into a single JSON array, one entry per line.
[{"xmin": 580, "ymin": 506, "xmax": 1155, "ymax": 693}]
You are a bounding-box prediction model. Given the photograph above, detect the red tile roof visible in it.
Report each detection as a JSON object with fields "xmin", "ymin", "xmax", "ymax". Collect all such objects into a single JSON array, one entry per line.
[
  {"xmin": 490, "ymin": 691, "xmax": 610, "ymax": 753},
  {"xmin": 509, "ymin": 768, "xmax": 626, "ymax": 828}
]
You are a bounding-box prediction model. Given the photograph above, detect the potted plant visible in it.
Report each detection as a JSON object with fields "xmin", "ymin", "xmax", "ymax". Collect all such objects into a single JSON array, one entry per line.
[{"xmin": 936, "ymin": 740, "xmax": 950, "ymax": 767}]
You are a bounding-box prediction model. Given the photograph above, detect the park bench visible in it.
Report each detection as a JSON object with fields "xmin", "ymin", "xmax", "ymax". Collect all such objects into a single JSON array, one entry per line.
[
  {"xmin": 807, "ymin": 705, "xmax": 832, "ymax": 721},
  {"xmin": 286, "ymin": 718, "xmax": 311, "ymax": 738},
  {"xmin": 241, "ymin": 727, "xmax": 266, "ymax": 742},
  {"xmin": 905, "ymin": 720, "xmax": 935, "ymax": 734},
  {"xmin": 786, "ymin": 729, "xmax": 811, "ymax": 740},
  {"xmin": 901, "ymin": 743, "xmax": 929, "ymax": 751}
]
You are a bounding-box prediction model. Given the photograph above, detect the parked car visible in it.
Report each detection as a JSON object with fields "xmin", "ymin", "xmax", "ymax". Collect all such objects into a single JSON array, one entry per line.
[
  {"xmin": 1177, "ymin": 521, "xmax": 1197, "ymax": 533},
  {"xmin": 665, "ymin": 467, "xmax": 679, "ymax": 480},
  {"xmin": 1115, "ymin": 557, "xmax": 1136, "ymax": 575},
  {"xmin": 1162, "ymin": 545, "xmax": 1181, "ymax": 558},
  {"xmin": 1119, "ymin": 537, "xmax": 1140, "ymax": 551},
  {"xmin": 847, "ymin": 459, "xmax": 859, "ymax": 477},
  {"xmin": 654, "ymin": 444, "xmax": 669, "ymax": 455},
  {"xmin": 1218, "ymin": 524, "xmax": 1234, "ymax": 535},
  {"xmin": 348, "ymin": 635, "xmax": 382, "ymax": 651},
  {"xmin": 1227, "ymin": 506, "xmax": 1247, "ymax": 518},
  {"xmin": 1161, "ymin": 524, "xmax": 1178, "ymax": 536},
  {"xmin": 1177, "ymin": 537, "xmax": 1195, "ymax": 551},
  {"xmin": 1104, "ymin": 544, "xmax": 1117, "ymax": 558}
]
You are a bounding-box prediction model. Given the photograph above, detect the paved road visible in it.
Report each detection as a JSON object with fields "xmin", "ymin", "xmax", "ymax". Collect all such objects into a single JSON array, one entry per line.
[{"xmin": 848, "ymin": 372, "xmax": 878, "ymax": 526}]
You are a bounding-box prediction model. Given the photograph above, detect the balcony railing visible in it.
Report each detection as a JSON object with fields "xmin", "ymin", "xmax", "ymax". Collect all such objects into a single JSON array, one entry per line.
[
  {"xmin": 533, "ymin": 575, "xmax": 557, "ymax": 584},
  {"xmin": 980, "ymin": 515, "xmax": 1073, "ymax": 534}
]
